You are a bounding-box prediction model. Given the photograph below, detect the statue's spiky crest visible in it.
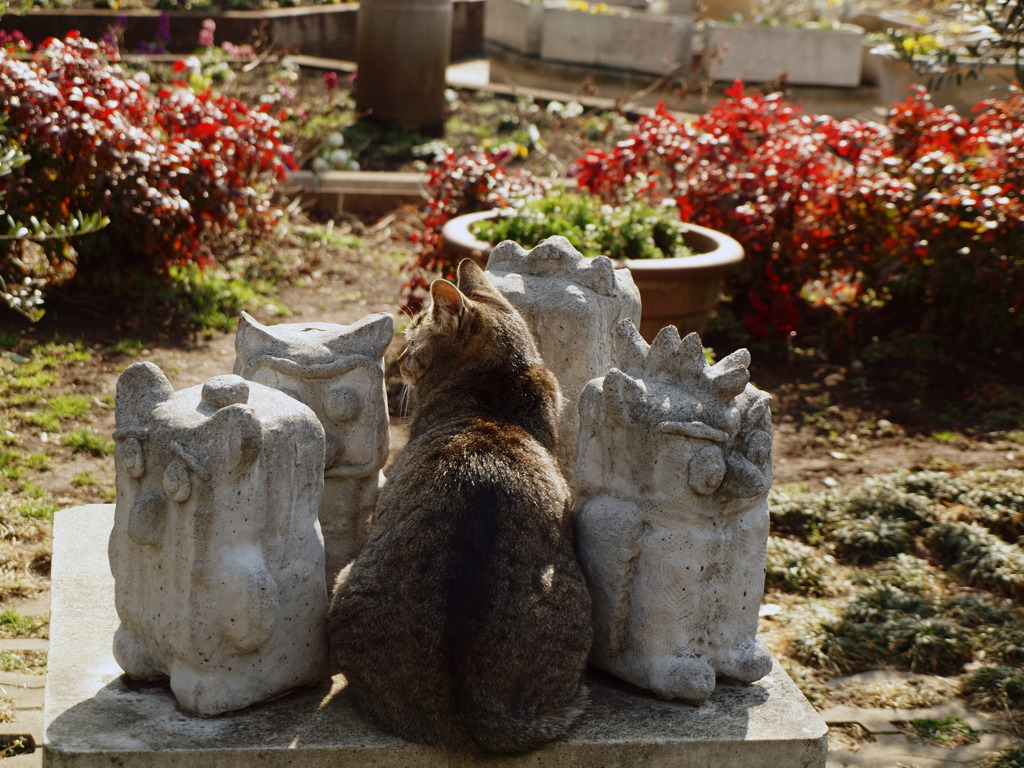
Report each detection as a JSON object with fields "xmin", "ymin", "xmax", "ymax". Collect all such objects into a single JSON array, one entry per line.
[
  {"xmin": 487, "ymin": 237, "xmax": 617, "ymax": 297},
  {"xmin": 613, "ymin": 320, "xmax": 750, "ymax": 403}
]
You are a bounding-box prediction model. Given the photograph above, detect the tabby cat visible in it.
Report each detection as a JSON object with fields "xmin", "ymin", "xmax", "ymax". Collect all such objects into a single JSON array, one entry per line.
[{"xmin": 328, "ymin": 259, "xmax": 593, "ymax": 755}]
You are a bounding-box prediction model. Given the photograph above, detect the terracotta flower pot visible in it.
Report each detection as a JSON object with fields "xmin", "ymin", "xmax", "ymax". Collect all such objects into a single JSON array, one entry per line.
[{"xmin": 441, "ymin": 209, "xmax": 744, "ymax": 340}]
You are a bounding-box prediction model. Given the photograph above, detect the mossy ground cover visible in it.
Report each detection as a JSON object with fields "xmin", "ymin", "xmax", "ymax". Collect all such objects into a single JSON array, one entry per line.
[{"xmin": 762, "ymin": 469, "xmax": 1024, "ymax": 753}]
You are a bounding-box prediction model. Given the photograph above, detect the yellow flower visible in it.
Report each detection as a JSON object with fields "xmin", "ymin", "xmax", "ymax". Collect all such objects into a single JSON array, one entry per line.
[
  {"xmin": 903, "ymin": 37, "xmax": 917, "ymax": 53},
  {"xmin": 593, "ymin": 2, "xmax": 608, "ymax": 11}
]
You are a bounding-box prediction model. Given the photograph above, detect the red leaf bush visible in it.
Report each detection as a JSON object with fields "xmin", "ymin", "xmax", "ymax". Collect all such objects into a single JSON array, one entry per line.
[
  {"xmin": 575, "ymin": 82, "xmax": 1024, "ymax": 357},
  {"xmin": 0, "ymin": 32, "xmax": 294, "ymax": 311}
]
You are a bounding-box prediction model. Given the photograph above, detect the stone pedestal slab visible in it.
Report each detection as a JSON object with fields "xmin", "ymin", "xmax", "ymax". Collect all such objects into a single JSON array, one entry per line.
[{"xmin": 45, "ymin": 505, "xmax": 828, "ymax": 768}]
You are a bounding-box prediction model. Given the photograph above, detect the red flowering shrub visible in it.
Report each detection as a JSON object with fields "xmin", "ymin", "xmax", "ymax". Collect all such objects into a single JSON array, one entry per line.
[
  {"xmin": 402, "ymin": 148, "xmax": 546, "ymax": 314},
  {"xmin": 0, "ymin": 32, "xmax": 294, "ymax": 313},
  {"xmin": 575, "ymin": 82, "xmax": 1024, "ymax": 357}
]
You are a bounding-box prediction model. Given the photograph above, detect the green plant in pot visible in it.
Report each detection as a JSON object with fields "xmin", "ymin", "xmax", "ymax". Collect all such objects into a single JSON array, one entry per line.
[
  {"xmin": 440, "ymin": 184, "xmax": 743, "ymax": 341},
  {"xmin": 471, "ymin": 187, "xmax": 696, "ymax": 261}
]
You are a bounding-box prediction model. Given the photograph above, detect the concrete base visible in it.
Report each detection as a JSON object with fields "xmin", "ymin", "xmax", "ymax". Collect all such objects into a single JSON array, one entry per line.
[{"xmin": 45, "ymin": 505, "xmax": 828, "ymax": 767}]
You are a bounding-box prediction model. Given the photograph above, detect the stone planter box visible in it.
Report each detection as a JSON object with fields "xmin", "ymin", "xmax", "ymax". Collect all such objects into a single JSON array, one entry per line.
[
  {"xmin": 872, "ymin": 50, "xmax": 1021, "ymax": 113},
  {"xmin": 485, "ymin": 0, "xmax": 549, "ymax": 56},
  {"xmin": 0, "ymin": 0, "xmax": 483, "ymax": 60},
  {"xmin": 705, "ymin": 21, "xmax": 865, "ymax": 87},
  {"xmin": 280, "ymin": 170, "xmax": 427, "ymax": 215},
  {"xmin": 539, "ymin": 6, "xmax": 694, "ymax": 76},
  {"xmin": 442, "ymin": 209, "xmax": 744, "ymax": 339}
]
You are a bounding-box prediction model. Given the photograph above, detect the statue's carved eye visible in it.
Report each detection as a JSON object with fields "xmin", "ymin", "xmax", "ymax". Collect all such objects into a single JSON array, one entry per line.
[
  {"xmin": 163, "ymin": 460, "xmax": 191, "ymax": 503},
  {"xmin": 122, "ymin": 437, "xmax": 145, "ymax": 479},
  {"xmin": 688, "ymin": 444, "xmax": 726, "ymax": 495},
  {"xmin": 325, "ymin": 385, "xmax": 361, "ymax": 422},
  {"xmin": 746, "ymin": 430, "xmax": 772, "ymax": 468}
]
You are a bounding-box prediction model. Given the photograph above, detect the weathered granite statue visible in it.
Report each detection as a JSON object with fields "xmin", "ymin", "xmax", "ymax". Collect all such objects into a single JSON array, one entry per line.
[
  {"xmin": 234, "ymin": 311, "xmax": 393, "ymax": 584},
  {"xmin": 109, "ymin": 363, "xmax": 329, "ymax": 716},
  {"xmin": 576, "ymin": 320, "xmax": 774, "ymax": 704},
  {"xmin": 485, "ymin": 237, "xmax": 641, "ymax": 483}
]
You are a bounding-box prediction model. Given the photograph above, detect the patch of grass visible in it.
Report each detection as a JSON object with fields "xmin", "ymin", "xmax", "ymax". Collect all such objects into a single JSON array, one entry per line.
[
  {"xmin": 16, "ymin": 501, "xmax": 59, "ymax": 519},
  {"xmin": 9, "ymin": 371, "xmax": 58, "ymax": 391},
  {"xmin": 0, "ymin": 495, "xmax": 53, "ymax": 600},
  {"xmin": 792, "ymin": 582, "xmax": 975, "ymax": 675},
  {"xmin": 61, "ymin": 429, "xmax": 114, "ymax": 456},
  {"xmin": 294, "ymin": 222, "xmax": 363, "ymax": 249},
  {"xmin": 0, "ymin": 650, "xmax": 46, "ymax": 674},
  {"xmin": 166, "ymin": 264, "xmax": 266, "ymax": 336},
  {"xmin": 926, "ymin": 522, "xmax": 1024, "ymax": 599},
  {"xmin": 18, "ymin": 411, "xmax": 60, "ymax": 432},
  {"xmin": 962, "ymin": 665, "xmax": 1024, "ymax": 714},
  {"xmin": 768, "ymin": 486, "xmax": 830, "ymax": 543},
  {"xmin": 766, "ymin": 536, "xmax": 832, "ymax": 595},
  {"xmin": 72, "ymin": 471, "xmax": 97, "ymax": 488},
  {"xmin": 28, "ymin": 342, "xmax": 91, "ymax": 367},
  {"xmin": 0, "ymin": 449, "xmax": 22, "ymax": 476},
  {"xmin": 20, "ymin": 482, "xmax": 45, "ymax": 500},
  {"xmin": 24, "ymin": 453, "xmax": 51, "ymax": 471},
  {"xmin": 48, "ymin": 394, "xmax": 92, "ymax": 420},
  {"xmin": 0, "ymin": 609, "xmax": 48, "ymax": 639},
  {"xmin": 6, "ymin": 391, "xmax": 44, "ymax": 408},
  {"xmin": 837, "ymin": 475, "xmax": 936, "ymax": 522},
  {"xmin": 930, "ymin": 429, "xmax": 960, "ymax": 444},
  {"xmin": 105, "ymin": 338, "xmax": 145, "ymax": 355},
  {"xmin": 828, "ymin": 512, "xmax": 915, "ymax": 564},
  {"xmin": 895, "ymin": 716, "xmax": 977, "ymax": 747}
]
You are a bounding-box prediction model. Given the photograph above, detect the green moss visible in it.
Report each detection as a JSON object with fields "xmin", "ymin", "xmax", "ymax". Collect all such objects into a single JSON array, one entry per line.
[{"xmin": 60, "ymin": 429, "xmax": 114, "ymax": 456}]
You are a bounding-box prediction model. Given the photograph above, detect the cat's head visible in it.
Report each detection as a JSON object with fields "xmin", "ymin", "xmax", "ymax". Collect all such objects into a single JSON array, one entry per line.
[{"xmin": 400, "ymin": 259, "xmax": 538, "ymax": 386}]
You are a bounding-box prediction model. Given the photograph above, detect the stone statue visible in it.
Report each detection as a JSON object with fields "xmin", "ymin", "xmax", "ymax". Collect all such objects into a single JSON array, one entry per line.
[
  {"xmin": 234, "ymin": 311, "xmax": 393, "ymax": 584},
  {"xmin": 109, "ymin": 363, "xmax": 328, "ymax": 716},
  {"xmin": 575, "ymin": 320, "xmax": 774, "ymax": 704},
  {"xmin": 485, "ymin": 236, "xmax": 641, "ymax": 484}
]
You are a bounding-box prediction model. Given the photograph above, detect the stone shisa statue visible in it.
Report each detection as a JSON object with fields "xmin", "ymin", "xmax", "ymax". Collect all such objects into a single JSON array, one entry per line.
[
  {"xmin": 109, "ymin": 363, "xmax": 329, "ymax": 716},
  {"xmin": 234, "ymin": 311, "xmax": 393, "ymax": 584},
  {"xmin": 575, "ymin": 319, "xmax": 774, "ymax": 704},
  {"xmin": 107, "ymin": 243, "xmax": 772, "ymax": 716},
  {"xmin": 485, "ymin": 237, "xmax": 641, "ymax": 485}
]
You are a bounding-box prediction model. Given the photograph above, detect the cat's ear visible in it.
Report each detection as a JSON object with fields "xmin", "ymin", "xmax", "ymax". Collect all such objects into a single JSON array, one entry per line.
[
  {"xmin": 429, "ymin": 278, "xmax": 466, "ymax": 334},
  {"xmin": 456, "ymin": 259, "xmax": 505, "ymax": 303}
]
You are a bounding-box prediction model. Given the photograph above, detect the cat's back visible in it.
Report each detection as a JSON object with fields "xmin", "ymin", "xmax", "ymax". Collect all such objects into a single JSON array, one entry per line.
[{"xmin": 330, "ymin": 414, "xmax": 591, "ymax": 754}]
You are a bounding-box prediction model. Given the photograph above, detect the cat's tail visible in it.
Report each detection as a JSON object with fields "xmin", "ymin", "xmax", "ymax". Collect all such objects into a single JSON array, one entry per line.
[{"xmin": 461, "ymin": 682, "xmax": 589, "ymax": 756}]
